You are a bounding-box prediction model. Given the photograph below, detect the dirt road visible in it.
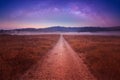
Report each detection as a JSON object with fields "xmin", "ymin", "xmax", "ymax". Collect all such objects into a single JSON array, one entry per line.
[{"xmin": 20, "ymin": 35, "xmax": 96, "ymax": 80}]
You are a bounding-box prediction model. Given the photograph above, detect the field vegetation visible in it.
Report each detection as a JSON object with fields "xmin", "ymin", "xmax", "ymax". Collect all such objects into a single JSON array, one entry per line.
[
  {"xmin": 64, "ymin": 35, "xmax": 120, "ymax": 80},
  {"xmin": 0, "ymin": 34, "xmax": 59, "ymax": 80}
]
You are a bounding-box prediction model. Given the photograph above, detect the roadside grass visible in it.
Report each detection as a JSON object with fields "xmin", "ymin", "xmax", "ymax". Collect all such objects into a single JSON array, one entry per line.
[
  {"xmin": 64, "ymin": 35, "xmax": 120, "ymax": 80},
  {"xmin": 0, "ymin": 35, "xmax": 59, "ymax": 80}
]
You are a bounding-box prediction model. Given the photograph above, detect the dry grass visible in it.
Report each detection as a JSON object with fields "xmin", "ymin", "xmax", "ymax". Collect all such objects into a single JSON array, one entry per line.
[
  {"xmin": 0, "ymin": 34, "xmax": 59, "ymax": 80},
  {"xmin": 64, "ymin": 35, "xmax": 120, "ymax": 80}
]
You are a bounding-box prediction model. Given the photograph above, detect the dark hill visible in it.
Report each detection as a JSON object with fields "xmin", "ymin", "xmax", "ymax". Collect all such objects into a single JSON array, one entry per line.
[{"xmin": 0, "ymin": 26, "xmax": 120, "ymax": 34}]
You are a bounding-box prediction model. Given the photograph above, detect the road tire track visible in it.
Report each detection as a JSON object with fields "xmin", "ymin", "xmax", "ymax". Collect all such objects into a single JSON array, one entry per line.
[{"xmin": 20, "ymin": 35, "xmax": 97, "ymax": 80}]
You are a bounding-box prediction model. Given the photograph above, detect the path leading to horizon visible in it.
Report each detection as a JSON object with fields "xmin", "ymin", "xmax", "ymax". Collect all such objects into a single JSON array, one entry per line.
[{"xmin": 20, "ymin": 35, "xmax": 96, "ymax": 80}]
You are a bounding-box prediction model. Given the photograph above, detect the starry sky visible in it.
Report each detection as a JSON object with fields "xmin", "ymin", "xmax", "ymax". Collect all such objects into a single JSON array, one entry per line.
[{"xmin": 0, "ymin": 0, "xmax": 120, "ymax": 29}]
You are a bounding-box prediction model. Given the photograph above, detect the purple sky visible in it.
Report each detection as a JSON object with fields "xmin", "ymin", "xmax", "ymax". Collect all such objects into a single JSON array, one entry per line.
[{"xmin": 0, "ymin": 0, "xmax": 120, "ymax": 29}]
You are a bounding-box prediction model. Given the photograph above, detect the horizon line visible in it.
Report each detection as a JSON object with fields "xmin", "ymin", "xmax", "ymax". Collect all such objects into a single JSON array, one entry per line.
[{"xmin": 0, "ymin": 26, "xmax": 120, "ymax": 30}]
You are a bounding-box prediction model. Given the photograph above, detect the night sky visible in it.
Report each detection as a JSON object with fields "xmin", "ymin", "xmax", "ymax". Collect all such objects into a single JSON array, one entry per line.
[{"xmin": 0, "ymin": 0, "xmax": 120, "ymax": 29}]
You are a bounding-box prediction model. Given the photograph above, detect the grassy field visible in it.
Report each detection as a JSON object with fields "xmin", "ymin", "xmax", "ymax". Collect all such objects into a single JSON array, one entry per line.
[
  {"xmin": 64, "ymin": 35, "xmax": 120, "ymax": 80},
  {"xmin": 0, "ymin": 34, "xmax": 59, "ymax": 80}
]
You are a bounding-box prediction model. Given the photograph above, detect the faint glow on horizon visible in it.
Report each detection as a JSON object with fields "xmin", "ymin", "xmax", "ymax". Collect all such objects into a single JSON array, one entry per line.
[
  {"xmin": 0, "ymin": 22, "xmax": 46, "ymax": 29},
  {"xmin": 0, "ymin": 21, "xmax": 99, "ymax": 29}
]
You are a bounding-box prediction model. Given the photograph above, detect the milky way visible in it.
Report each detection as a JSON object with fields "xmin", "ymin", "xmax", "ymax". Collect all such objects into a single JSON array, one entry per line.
[{"xmin": 0, "ymin": 0, "xmax": 120, "ymax": 29}]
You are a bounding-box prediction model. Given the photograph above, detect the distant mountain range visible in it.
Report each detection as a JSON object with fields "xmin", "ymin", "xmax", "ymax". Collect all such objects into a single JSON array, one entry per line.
[{"xmin": 0, "ymin": 26, "xmax": 120, "ymax": 34}]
